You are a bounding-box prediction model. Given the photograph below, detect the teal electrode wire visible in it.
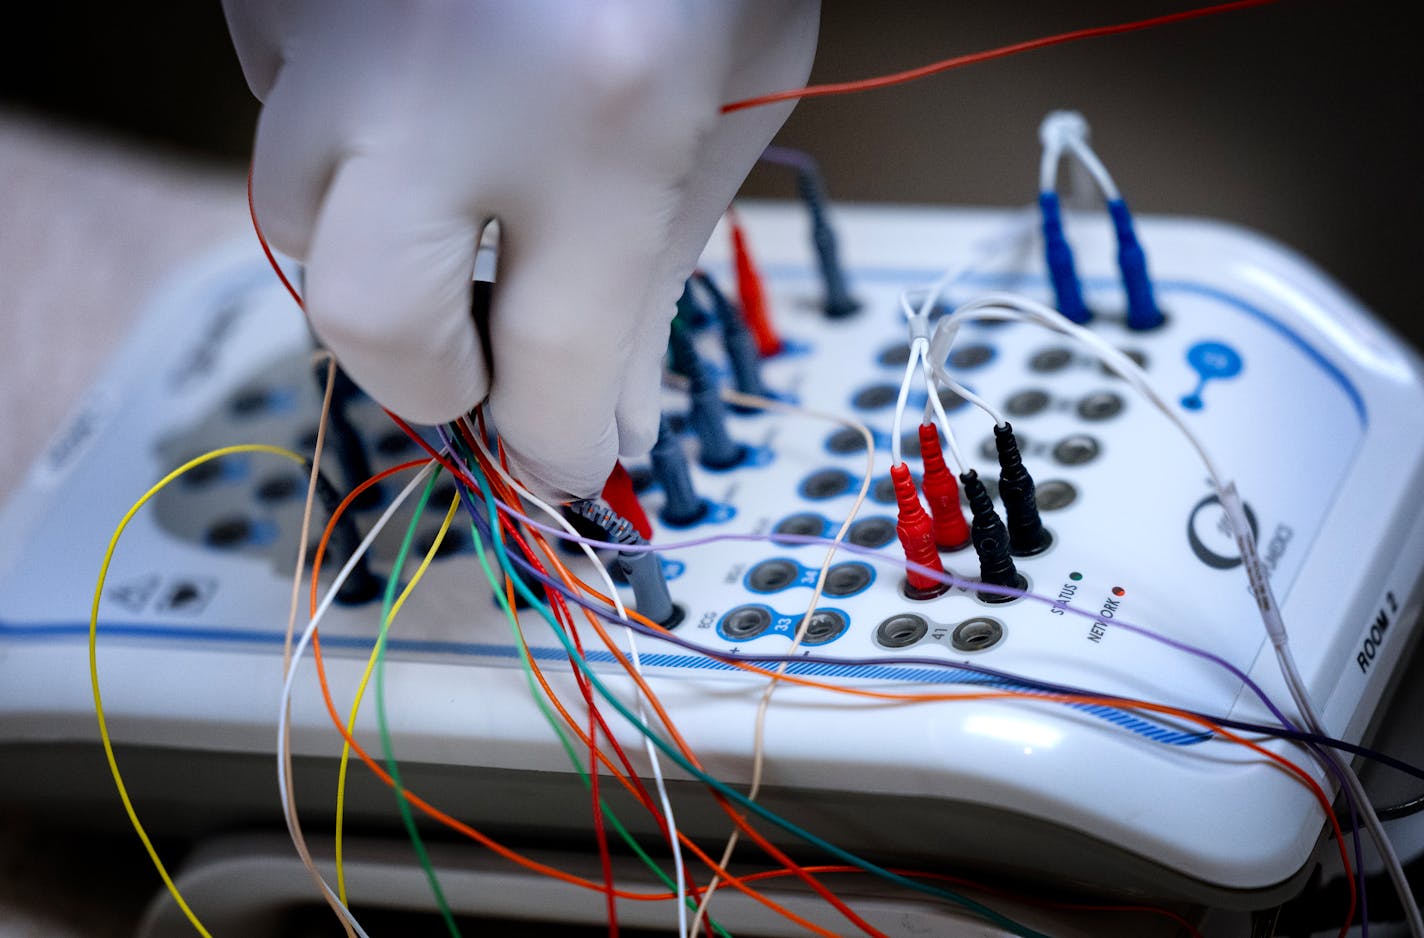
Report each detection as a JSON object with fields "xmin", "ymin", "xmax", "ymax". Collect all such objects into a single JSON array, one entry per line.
[
  {"xmin": 373, "ymin": 469, "xmax": 463, "ymax": 938},
  {"xmin": 462, "ymin": 456, "xmax": 1051, "ymax": 938},
  {"xmin": 467, "ymin": 511, "xmax": 735, "ymax": 938}
]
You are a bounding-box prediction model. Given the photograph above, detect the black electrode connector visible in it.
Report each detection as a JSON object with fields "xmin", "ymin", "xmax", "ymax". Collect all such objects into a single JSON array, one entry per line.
[
  {"xmin": 310, "ymin": 467, "xmax": 382, "ymax": 604},
  {"xmin": 650, "ymin": 414, "xmax": 709, "ymax": 527},
  {"xmin": 667, "ymin": 321, "xmax": 746, "ymax": 470},
  {"xmin": 993, "ymin": 422, "xmax": 1051, "ymax": 556},
  {"xmin": 569, "ymin": 500, "xmax": 680, "ymax": 627},
  {"xmin": 960, "ymin": 469, "xmax": 1022, "ymax": 600},
  {"xmin": 313, "ymin": 363, "xmax": 382, "ymax": 510}
]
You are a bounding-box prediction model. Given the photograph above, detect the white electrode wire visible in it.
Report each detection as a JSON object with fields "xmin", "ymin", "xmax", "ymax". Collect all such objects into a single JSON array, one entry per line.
[
  {"xmin": 1231, "ymin": 490, "xmax": 1421, "ymax": 934},
  {"xmin": 1063, "ymin": 136, "xmax": 1120, "ymax": 201},
  {"xmin": 276, "ymin": 352, "xmax": 360, "ymax": 938},
  {"xmin": 920, "ymin": 358, "xmax": 966, "ymax": 474},
  {"xmin": 1281, "ymin": 651, "xmax": 1424, "ymax": 936},
  {"xmin": 691, "ymin": 390, "xmax": 877, "ymax": 938},
  {"xmin": 895, "ymin": 215, "xmax": 1041, "ymax": 440},
  {"xmin": 1038, "ymin": 111, "xmax": 1119, "ymax": 201},
  {"xmin": 1304, "ymin": 683, "xmax": 1424, "ymax": 933},
  {"xmin": 933, "ymin": 366, "xmax": 1006, "ymax": 429},
  {"xmin": 933, "ymin": 293, "xmax": 1422, "ymax": 934},
  {"xmin": 470, "ymin": 217, "xmax": 694, "ymax": 935},
  {"xmin": 900, "ymin": 291, "xmax": 1005, "ymax": 429},
  {"xmin": 889, "ymin": 337, "xmax": 924, "ymax": 468},
  {"xmin": 932, "ymin": 294, "xmax": 1226, "ymax": 481},
  {"xmin": 900, "ymin": 211, "xmax": 1037, "ymax": 327},
  {"xmin": 461, "ymin": 419, "xmax": 691, "ymax": 938},
  {"xmin": 276, "ymin": 461, "xmax": 439, "ymax": 938},
  {"xmin": 896, "ymin": 291, "xmax": 970, "ymax": 470},
  {"xmin": 1038, "ymin": 139, "xmax": 1065, "ymax": 196}
]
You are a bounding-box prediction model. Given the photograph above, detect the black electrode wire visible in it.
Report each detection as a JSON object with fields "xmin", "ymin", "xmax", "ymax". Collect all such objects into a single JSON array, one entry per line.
[{"xmin": 1379, "ymin": 794, "xmax": 1424, "ymax": 822}]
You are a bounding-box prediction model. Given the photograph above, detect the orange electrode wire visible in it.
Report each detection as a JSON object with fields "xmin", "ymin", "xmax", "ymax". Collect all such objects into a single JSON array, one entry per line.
[
  {"xmin": 254, "ymin": 170, "xmax": 934, "ymax": 938},
  {"xmin": 307, "ymin": 459, "xmax": 428, "ymax": 611},
  {"xmin": 721, "ymin": 0, "xmax": 1283, "ymax": 113},
  {"xmin": 304, "ymin": 461, "xmax": 663, "ymax": 826},
  {"xmin": 306, "ymin": 636, "xmax": 844, "ymax": 934},
  {"xmin": 467, "ymin": 423, "xmax": 733, "ymax": 917},
  {"xmin": 466, "ymin": 425, "xmax": 666, "ymax": 812},
  {"xmin": 254, "ymin": 149, "xmax": 1344, "ymax": 935},
  {"xmin": 397, "ymin": 424, "xmax": 885, "ymax": 937},
  {"xmin": 464, "ymin": 435, "xmax": 890, "ymax": 938},
  {"xmin": 563, "ymin": 580, "xmax": 1356, "ymax": 933},
  {"xmin": 456, "ymin": 446, "xmax": 623, "ymax": 931},
  {"xmin": 456, "ymin": 428, "xmax": 1352, "ymax": 938},
  {"xmin": 302, "ymin": 466, "xmax": 847, "ymax": 936},
  {"xmin": 283, "ymin": 323, "xmax": 1350, "ymax": 935}
]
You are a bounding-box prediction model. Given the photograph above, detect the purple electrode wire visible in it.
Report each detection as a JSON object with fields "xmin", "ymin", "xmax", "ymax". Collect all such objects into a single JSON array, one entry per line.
[
  {"xmin": 759, "ymin": 144, "xmax": 820, "ymax": 173},
  {"xmin": 434, "ymin": 431, "xmax": 1417, "ymax": 762},
  {"xmin": 489, "ymin": 488, "xmax": 1286, "ymax": 712},
  {"xmin": 469, "ymin": 476, "xmax": 1423, "ymax": 767},
  {"xmin": 440, "ymin": 428, "xmax": 1371, "ymax": 908}
]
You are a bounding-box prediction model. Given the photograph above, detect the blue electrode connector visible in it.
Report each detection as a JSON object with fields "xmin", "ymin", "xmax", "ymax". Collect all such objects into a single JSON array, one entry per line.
[
  {"xmin": 1108, "ymin": 198, "xmax": 1164, "ymax": 330},
  {"xmin": 1037, "ymin": 110, "xmax": 1163, "ymax": 331},
  {"xmin": 690, "ymin": 272, "xmax": 770, "ymax": 401},
  {"xmin": 314, "ymin": 362, "xmax": 384, "ymax": 509},
  {"xmin": 568, "ymin": 500, "xmax": 677, "ymax": 626},
  {"xmin": 759, "ymin": 145, "xmax": 860, "ymax": 320},
  {"xmin": 667, "ymin": 320, "xmax": 746, "ymax": 470},
  {"xmin": 1038, "ymin": 191, "xmax": 1090, "ymax": 325},
  {"xmin": 795, "ymin": 166, "xmax": 860, "ymax": 319},
  {"xmin": 649, "ymin": 413, "xmax": 709, "ymax": 527},
  {"xmin": 310, "ymin": 465, "xmax": 382, "ymax": 604}
]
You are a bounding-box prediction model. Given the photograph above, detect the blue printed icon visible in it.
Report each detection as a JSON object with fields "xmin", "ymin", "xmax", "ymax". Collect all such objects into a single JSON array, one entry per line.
[{"xmin": 1181, "ymin": 341, "xmax": 1243, "ymax": 411}]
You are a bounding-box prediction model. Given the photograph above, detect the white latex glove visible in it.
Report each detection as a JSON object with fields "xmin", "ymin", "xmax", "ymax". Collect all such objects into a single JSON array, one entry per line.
[{"xmin": 224, "ymin": 0, "xmax": 820, "ymax": 499}]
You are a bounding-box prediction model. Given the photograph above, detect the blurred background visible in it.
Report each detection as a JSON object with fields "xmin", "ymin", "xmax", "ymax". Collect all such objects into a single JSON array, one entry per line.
[{"xmin": 1, "ymin": 0, "xmax": 1419, "ymax": 343}]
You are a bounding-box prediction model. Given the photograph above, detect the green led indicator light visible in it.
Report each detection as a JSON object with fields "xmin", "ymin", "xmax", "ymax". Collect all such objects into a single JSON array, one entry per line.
[{"xmin": 1069, "ymin": 571, "xmax": 1083, "ymax": 581}]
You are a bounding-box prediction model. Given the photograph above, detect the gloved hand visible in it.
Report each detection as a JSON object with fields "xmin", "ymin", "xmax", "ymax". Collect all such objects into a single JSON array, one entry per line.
[{"xmin": 224, "ymin": 0, "xmax": 820, "ymax": 499}]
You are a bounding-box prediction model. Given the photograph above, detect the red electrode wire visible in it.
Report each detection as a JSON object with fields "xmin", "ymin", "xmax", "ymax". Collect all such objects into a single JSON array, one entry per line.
[
  {"xmin": 722, "ymin": 0, "xmax": 1282, "ymax": 114},
  {"xmin": 247, "ymin": 166, "xmax": 303, "ymax": 309}
]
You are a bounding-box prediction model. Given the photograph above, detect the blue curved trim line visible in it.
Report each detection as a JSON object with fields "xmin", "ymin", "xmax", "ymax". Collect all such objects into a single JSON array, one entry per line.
[
  {"xmin": 4, "ymin": 615, "xmax": 1209, "ymax": 746},
  {"xmin": 742, "ymin": 263, "xmax": 1368, "ymax": 427}
]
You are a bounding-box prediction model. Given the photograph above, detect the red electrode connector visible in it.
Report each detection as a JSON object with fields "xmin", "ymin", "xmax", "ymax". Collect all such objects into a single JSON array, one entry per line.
[
  {"xmin": 890, "ymin": 462, "xmax": 949, "ymax": 597},
  {"xmin": 728, "ymin": 209, "xmax": 782, "ymax": 357},
  {"xmin": 918, "ymin": 423, "xmax": 971, "ymax": 550},
  {"xmin": 601, "ymin": 460, "xmax": 652, "ymax": 540}
]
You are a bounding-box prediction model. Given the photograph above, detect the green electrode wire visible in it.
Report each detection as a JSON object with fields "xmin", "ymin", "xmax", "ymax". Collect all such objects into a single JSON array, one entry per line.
[
  {"xmin": 373, "ymin": 469, "xmax": 463, "ymax": 938},
  {"xmin": 461, "ymin": 455, "xmax": 1053, "ymax": 938},
  {"xmin": 466, "ymin": 511, "xmax": 734, "ymax": 938},
  {"xmin": 367, "ymin": 434, "xmax": 731, "ymax": 935}
]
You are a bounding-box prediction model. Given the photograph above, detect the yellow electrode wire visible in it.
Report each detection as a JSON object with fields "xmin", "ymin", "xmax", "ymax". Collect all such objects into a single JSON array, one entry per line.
[
  {"xmin": 334, "ymin": 492, "xmax": 461, "ymax": 903},
  {"xmin": 90, "ymin": 444, "xmax": 306, "ymax": 938}
]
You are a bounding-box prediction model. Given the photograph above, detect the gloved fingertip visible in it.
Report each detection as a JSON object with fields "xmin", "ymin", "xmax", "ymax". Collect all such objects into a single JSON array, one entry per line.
[
  {"xmin": 372, "ymin": 362, "xmax": 487, "ymax": 427},
  {"xmin": 496, "ymin": 420, "xmax": 620, "ymax": 505},
  {"xmin": 305, "ymin": 281, "xmax": 489, "ymax": 427}
]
